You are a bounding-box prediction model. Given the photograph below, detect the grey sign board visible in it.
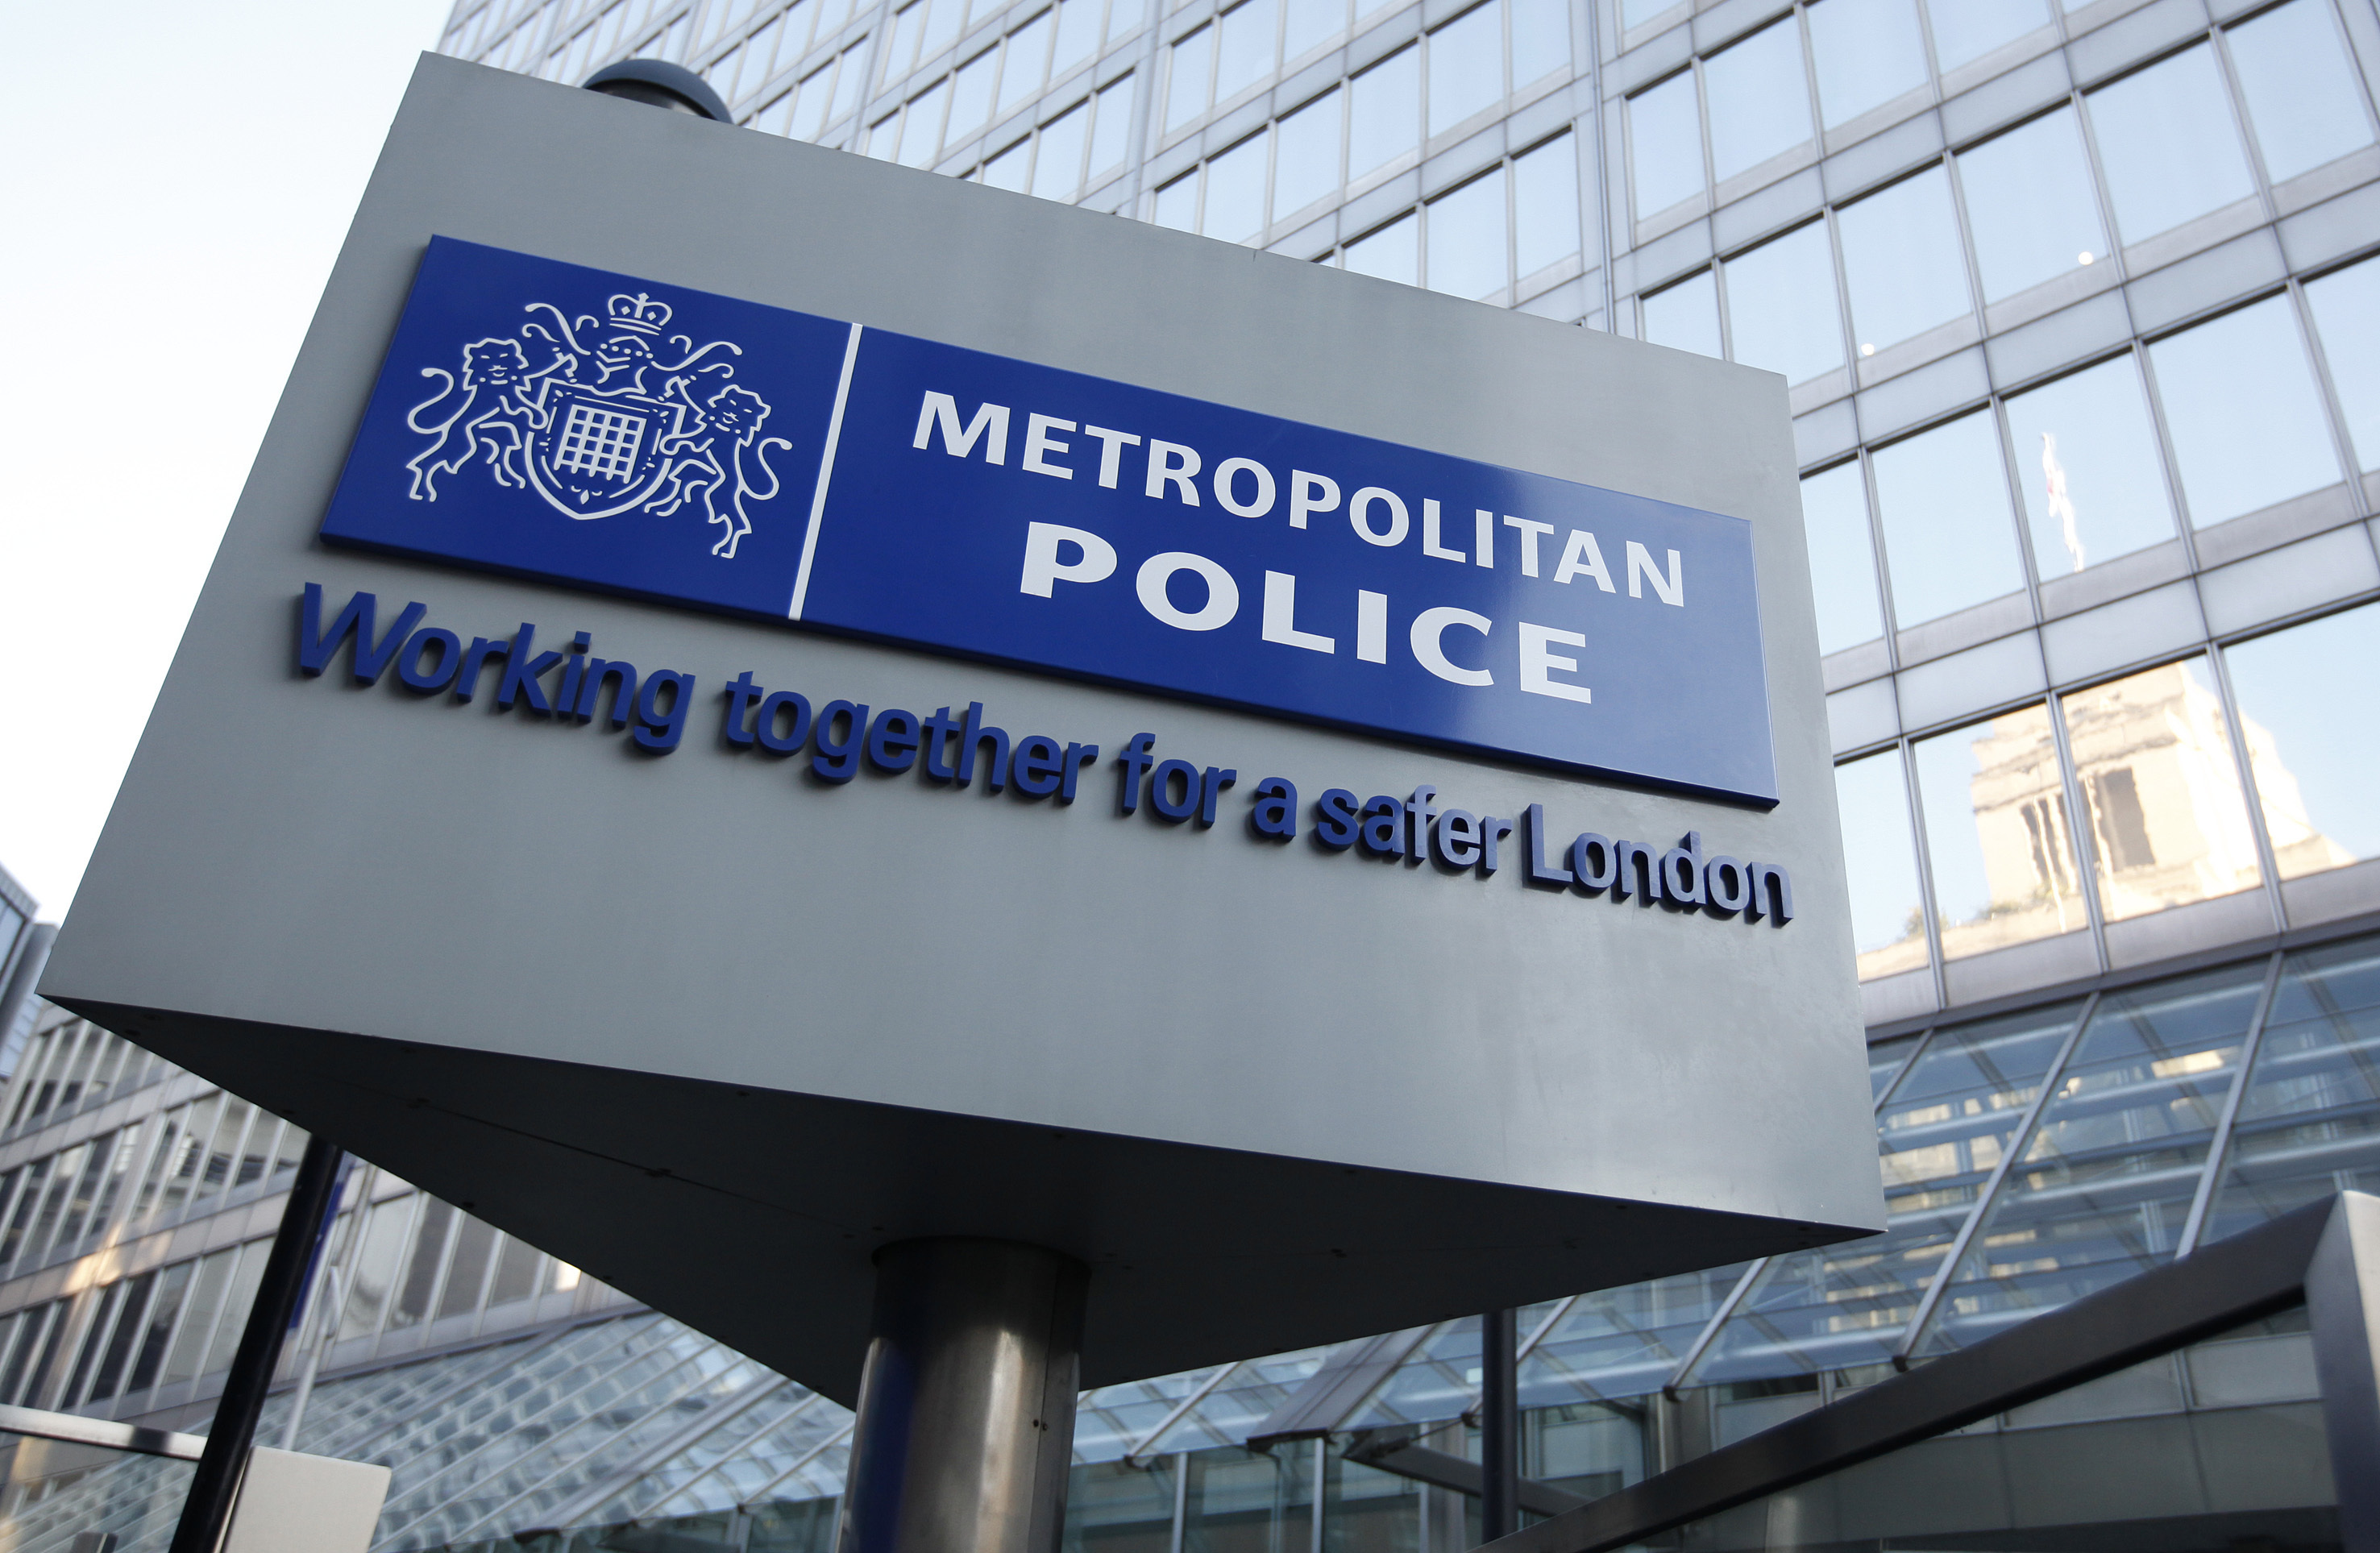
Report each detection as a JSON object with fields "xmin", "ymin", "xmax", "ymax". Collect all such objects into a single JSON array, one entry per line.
[{"xmin": 46, "ymin": 55, "xmax": 1880, "ymax": 1406}]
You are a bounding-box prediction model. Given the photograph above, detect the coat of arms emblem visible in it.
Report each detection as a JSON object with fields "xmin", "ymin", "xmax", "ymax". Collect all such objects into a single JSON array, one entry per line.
[{"xmin": 402, "ymin": 289, "xmax": 790, "ymax": 558}]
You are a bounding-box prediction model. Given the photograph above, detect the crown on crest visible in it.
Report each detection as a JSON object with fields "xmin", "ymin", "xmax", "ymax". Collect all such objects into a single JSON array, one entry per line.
[{"xmin": 604, "ymin": 292, "xmax": 673, "ymax": 336}]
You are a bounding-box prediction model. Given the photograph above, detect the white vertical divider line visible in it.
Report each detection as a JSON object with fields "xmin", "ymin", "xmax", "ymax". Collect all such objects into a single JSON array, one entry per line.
[{"xmin": 788, "ymin": 322, "xmax": 865, "ymax": 621}]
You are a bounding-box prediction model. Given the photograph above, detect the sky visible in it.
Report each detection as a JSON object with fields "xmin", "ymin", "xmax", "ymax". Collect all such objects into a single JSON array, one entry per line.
[{"xmin": 0, "ymin": 0, "xmax": 455, "ymax": 920}]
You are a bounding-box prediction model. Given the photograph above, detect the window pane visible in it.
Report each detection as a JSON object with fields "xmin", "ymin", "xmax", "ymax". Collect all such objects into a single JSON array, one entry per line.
[
  {"xmin": 1801, "ymin": 462, "xmax": 1884, "ymax": 656},
  {"xmin": 708, "ymin": 0, "xmax": 762, "ymax": 45},
  {"xmin": 1723, "ymin": 220, "xmax": 1842, "ymax": 384},
  {"xmin": 1704, "ymin": 19, "xmax": 1810, "ymax": 183},
  {"xmin": 743, "ymin": 15, "xmax": 787, "ymax": 93},
  {"xmin": 830, "ymin": 44, "xmax": 868, "ymax": 122},
  {"xmin": 1837, "ymin": 167, "xmax": 1971, "ymax": 355},
  {"xmin": 488, "ymin": 1235, "xmax": 545, "ymax": 1307},
  {"xmin": 1835, "ymin": 751, "xmax": 1928, "ymax": 979},
  {"xmin": 1807, "ymin": 0, "xmax": 1929, "ymax": 128},
  {"xmin": 1628, "ymin": 73, "xmax": 1701, "ymax": 216},
  {"xmin": 922, "ymin": 0, "xmax": 966, "ymax": 57},
  {"xmin": 339, "ymin": 1196, "xmax": 415, "ymax": 1342},
  {"xmin": 1273, "ymin": 89, "xmax": 1342, "ymax": 220},
  {"xmin": 1510, "ymin": 0, "xmax": 1567, "ymax": 85},
  {"xmin": 1641, "ymin": 270, "xmax": 1719, "ymax": 359},
  {"xmin": 1215, "ymin": 0, "xmax": 1277, "ymax": 104},
  {"xmin": 2087, "ymin": 45, "xmax": 2256, "ymax": 245},
  {"xmin": 2062, "ymin": 658, "xmax": 2262, "ymax": 923},
  {"xmin": 201, "ymin": 1241, "xmax": 270, "ymax": 1377},
  {"xmin": 389, "ymin": 1198, "xmax": 454, "ymax": 1331},
  {"xmin": 164, "ymin": 1250, "xmax": 235, "ymax": 1386},
  {"xmin": 984, "ymin": 135, "xmax": 1032, "ymax": 191},
  {"xmin": 1088, "ymin": 74, "xmax": 1136, "ymax": 181},
  {"xmin": 898, "ymin": 81, "xmax": 947, "ymax": 166},
  {"xmin": 1165, "ymin": 25, "xmax": 1212, "ymax": 128},
  {"xmin": 2200, "ymin": 938, "xmax": 2380, "ymax": 1246},
  {"xmin": 878, "ymin": 2, "xmax": 921, "ymax": 82},
  {"xmin": 792, "ymin": 72, "xmax": 833, "ymax": 146},
  {"xmin": 1201, "ymin": 133, "xmax": 1266, "ymax": 240},
  {"xmin": 1914, "ymin": 704, "xmax": 2090, "ymax": 961},
  {"xmin": 127, "ymin": 1260, "xmax": 192, "ymax": 1395},
  {"xmin": 1003, "ymin": 10, "xmax": 1056, "ymax": 117},
  {"xmin": 1152, "ymin": 168, "xmax": 1197, "ymax": 226},
  {"xmin": 1425, "ymin": 172, "xmax": 1506, "ymax": 299},
  {"xmin": 1925, "ymin": 0, "xmax": 2049, "ymax": 72},
  {"xmin": 1427, "ymin": 1, "xmax": 1502, "ymax": 137},
  {"xmin": 1050, "ymin": 0, "xmax": 1101, "ymax": 78},
  {"xmin": 1958, "ymin": 107, "xmax": 2108, "ymax": 301},
  {"xmin": 2225, "ymin": 603, "xmax": 2380, "ymax": 880},
  {"xmin": 947, "ymin": 48, "xmax": 998, "ymax": 142},
  {"xmin": 1871, "ymin": 411, "xmax": 2024, "ymax": 626},
  {"xmin": 2149, "ymin": 296, "xmax": 2341, "ymax": 527},
  {"xmin": 708, "ymin": 42, "xmax": 747, "ymax": 101},
  {"xmin": 1512, "ymin": 132, "xmax": 1580, "ymax": 276},
  {"xmin": 1344, "ymin": 212, "xmax": 1418, "ymax": 285},
  {"xmin": 2227, "ymin": 0, "xmax": 2375, "ymax": 184},
  {"xmin": 438, "ymin": 1219, "xmax": 498, "ymax": 1320},
  {"xmin": 1518, "ymin": 1260, "xmax": 1758, "ymax": 1403},
  {"xmin": 1348, "ymin": 45, "xmax": 1419, "ymax": 179},
  {"xmin": 1284, "ymin": 0, "xmax": 1344, "ymax": 60},
  {"xmin": 1916, "ymin": 966, "xmax": 2266, "ymax": 1354},
  {"xmin": 2003, "ymin": 355, "xmax": 2174, "ymax": 577},
  {"xmin": 1032, "ymin": 102, "xmax": 1089, "ymax": 198},
  {"xmin": 2307, "ymin": 257, "xmax": 2380, "ymax": 471}
]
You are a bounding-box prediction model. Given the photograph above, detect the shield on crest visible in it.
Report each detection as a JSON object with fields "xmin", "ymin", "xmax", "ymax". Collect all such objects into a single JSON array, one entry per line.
[{"xmin": 524, "ymin": 385, "xmax": 675, "ymax": 519}]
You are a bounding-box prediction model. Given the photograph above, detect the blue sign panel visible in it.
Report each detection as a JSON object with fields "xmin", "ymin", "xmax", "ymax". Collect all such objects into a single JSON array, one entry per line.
[{"xmin": 322, "ymin": 239, "xmax": 1777, "ymax": 802}]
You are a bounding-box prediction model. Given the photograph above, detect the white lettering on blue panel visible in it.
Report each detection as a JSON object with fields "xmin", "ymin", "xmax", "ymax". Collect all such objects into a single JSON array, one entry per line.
[{"xmin": 320, "ymin": 238, "xmax": 1777, "ymax": 802}]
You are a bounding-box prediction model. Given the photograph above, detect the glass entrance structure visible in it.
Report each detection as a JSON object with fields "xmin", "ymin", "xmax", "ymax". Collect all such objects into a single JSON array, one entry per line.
[{"xmin": 6, "ymin": 0, "xmax": 2380, "ymax": 1546}]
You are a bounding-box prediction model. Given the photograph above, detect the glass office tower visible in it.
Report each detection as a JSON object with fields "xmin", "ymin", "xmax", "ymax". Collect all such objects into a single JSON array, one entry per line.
[{"xmin": 2, "ymin": 0, "xmax": 2378, "ymax": 1547}]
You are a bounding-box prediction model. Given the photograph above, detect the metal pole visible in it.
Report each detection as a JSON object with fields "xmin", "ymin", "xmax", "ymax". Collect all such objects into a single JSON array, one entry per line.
[
  {"xmin": 1478, "ymin": 1309, "xmax": 1519, "ymax": 1545},
  {"xmin": 2307, "ymin": 1193, "xmax": 2380, "ymax": 1553},
  {"xmin": 1168, "ymin": 1451, "xmax": 1190, "ymax": 1553},
  {"xmin": 1310, "ymin": 1435, "xmax": 1327, "ymax": 1553},
  {"xmin": 835, "ymin": 1238, "xmax": 1089, "ymax": 1553},
  {"xmin": 168, "ymin": 1133, "xmax": 344, "ymax": 1553}
]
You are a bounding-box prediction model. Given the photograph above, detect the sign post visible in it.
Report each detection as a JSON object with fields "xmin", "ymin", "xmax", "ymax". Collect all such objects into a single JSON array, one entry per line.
[
  {"xmin": 47, "ymin": 56, "xmax": 1884, "ymax": 1550},
  {"xmin": 840, "ymin": 1240, "xmax": 1086, "ymax": 1553}
]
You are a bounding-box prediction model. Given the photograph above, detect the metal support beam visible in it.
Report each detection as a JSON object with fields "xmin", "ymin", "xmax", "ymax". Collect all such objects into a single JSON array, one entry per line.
[
  {"xmin": 1479, "ymin": 1309, "xmax": 1518, "ymax": 1543},
  {"xmin": 1893, "ymin": 991, "xmax": 2100, "ymax": 1366},
  {"xmin": 2175, "ymin": 953, "xmax": 2285, "ymax": 1257},
  {"xmin": 0, "ymin": 1404, "xmax": 203, "ymax": 1461},
  {"xmin": 1123, "ymin": 1363, "xmax": 1236, "ymax": 1467},
  {"xmin": 168, "ymin": 1132, "xmax": 344, "ymax": 1553},
  {"xmin": 834, "ymin": 1238, "xmax": 1088, "ymax": 1553},
  {"xmin": 2306, "ymin": 1192, "xmax": 2380, "ymax": 1552},
  {"xmin": 1343, "ymin": 1429, "xmax": 1585, "ymax": 1518},
  {"xmin": 1480, "ymin": 1192, "xmax": 2357, "ymax": 1553},
  {"xmin": 1244, "ymin": 1326, "xmax": 1436, "ymax": 1450}
]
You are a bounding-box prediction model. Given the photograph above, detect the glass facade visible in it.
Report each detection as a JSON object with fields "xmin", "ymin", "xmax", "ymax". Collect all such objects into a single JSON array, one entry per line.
[
  {"xmin": 428, "ymin": 0, "xmax": 2380, "ymax": 1033},
  {"xmin": 7, "ymin": 0, "xmax": 2380, "ymax": 1544},
  {"xmin": 4, "ymin": 929, "xmax": 2372, "ymax": 1549}
]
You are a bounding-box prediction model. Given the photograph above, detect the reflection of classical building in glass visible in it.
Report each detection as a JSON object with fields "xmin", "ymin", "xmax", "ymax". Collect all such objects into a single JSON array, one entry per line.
[
  {"xmin": 1957, "ymin": 659, "xmax": 2345, "ymax": 944},
  {"xmin": 8, "ymin": 0, "xmax": 2380, "ymax": 1547},
  {"xmin": 1942, "ymin": 703, "xmax": 2085, "ymax": 959}
]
